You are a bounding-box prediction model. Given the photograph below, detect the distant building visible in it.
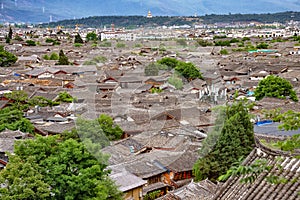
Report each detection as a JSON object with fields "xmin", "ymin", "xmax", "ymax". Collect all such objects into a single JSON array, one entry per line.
[
  {"xmin": 100, "ymin": 31, "xmax": 136, "ymax": 41},
  {"xmin": 147, "ymin": 10, "xmax": 153, "ymax": 18}
]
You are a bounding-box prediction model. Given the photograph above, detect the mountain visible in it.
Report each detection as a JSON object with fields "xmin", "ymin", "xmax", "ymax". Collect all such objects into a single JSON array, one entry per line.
[{"xmin": 0, "ymin": 0, "xmax": 300, "ymax": 23}]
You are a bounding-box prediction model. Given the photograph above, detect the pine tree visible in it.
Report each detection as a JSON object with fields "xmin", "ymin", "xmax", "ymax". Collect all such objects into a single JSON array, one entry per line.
[
  {"xmin": 193, "ymin": 100, "xmax": 255, "ymax": 182},
  {"xmin": 57, "ymin": 50, "xmax": 69, "ymax": 65},
  {"xmin": 8, "ymin": 26, "xmax": 13, "ymax": 40},
  {"xmin": 74, "ymin": 33, "xmax": 84, "ymax": 44}
]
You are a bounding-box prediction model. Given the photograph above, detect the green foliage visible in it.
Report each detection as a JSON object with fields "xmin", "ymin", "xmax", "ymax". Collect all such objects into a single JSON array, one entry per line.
[
  {"xmin": 144, "ymin": 190, "xmax": 161, "ymax": 200},
  {"xmin": 213, "ymin": 35, "xmax": 227, "ymax": 39},
  {"xmin": 5, "ymin": 36, "xmax": 10, "ymax": 44},
  {"xmin": 214, "ymin": 40, "xmax": 231, "ymax": 47},
  {"xmin": 74, "ymin": 33, "xmax": 84, "ymax": 43},
  {"xmin": 0, "ymin": 135, "xmax": 122, "ymax": 199},
  {"xmin": 168, "ymin": 75, "xmax": 183, "ymax": 89},
  {"xmin": 0, "ymin": 108, "xmax": 34, "ymax": 133},
  {"xmin": 157, "ymin": 57, "xmax": 179, "ymax": 70},
  {"xmin": 0, "ymin": 46, "xmax": 17, "ymax": 67},
  {"xmin": 56, "ymin": 91, "xmax": 75, "ymax": 103},
  {"xmin": 45, "ymin": 38, "xmax": 60, "ymax": 45},
  {"xmin": 43, "ymin": 54, "xmax": 50, "ymax": 60},
  {"xmin": 84, "ymin": 56, "xmax": 107, "ymax": 65},
  {"xmin": 0, "ymin": 156, "xmax": 51, "ymax": 199},
  {"xmin": 134, "ymin": 43, "xmax": 142, "ymax": 48},
  {"xmin": 274, "ymin": 134, "xmax": 300, "ymax": 152},
  {"xmin": 220, "ymin": 49, "xmax": 229, "ymax": 55},
  {"xmin": 97, "ymin": 114, "xmax": 123, "ymax": 141},
  {"xmin": 86, "ymin": 32, "xmax": 98, "ymax": 42},
  {"xmin": 8, "ymin": 26, "xmax": 13, "ymax": 40},
  {"xmin": 116, "ymin": 42, "xmax": 126, "ymax": 48},
  {"xmin": 195, "ymin": 39, "xmax": 213, "ymax": 47},
  {"xmin": 57, "ymin": 50, "xmax": 69, "ymax": 65},
  {"xmin": 28, "ymin": 96, "xmax": 59, "ymax": 107},
  {"xmin": 193, "ymin": 100, "xmax": 255, "ymax": 182},
  {"xmin": 175, "ymin": 62, "xmax": 203, "ymax": 80},
  {"xmin": 230, "ymin": 38, "xmax": 240, "ymax": 43},
  {"xmin": 49, "ymin": 52, "xmax": 59, "ymax": 60},
  {"xmin": 218, "ymin": 159, "xmax": 272, "ymax": 183},
  {"xmin": 74, "ymin": 43, "xmax": 83, "ymax": 47},
  {"xmin": 256, "ymin": 42, "xmax": 269, "ymax": 49},
  {"xmin": 242, "ymin": 37, "xmax": 250, "ymax": 41},
  {"xmin": 276, "ymin": 110, "xmax": 300, "ymax": 131},
  {"xmin": 254, "ymin": 75, "xmax": 298, "ymax": 102},
  {"xmin": 145, "ymin": 62, "xmax": 159, "ymax": 76},
  {"xmin": 25, "ymin": 40, "xmax": 36, "ymax": 46},
  {"xmin": 150, "ymin": 88, "xmax": 163, "ymax": 94},
  {"xmin": 4, "ymin": 90, "xmax": 28, "ymax": 110}
]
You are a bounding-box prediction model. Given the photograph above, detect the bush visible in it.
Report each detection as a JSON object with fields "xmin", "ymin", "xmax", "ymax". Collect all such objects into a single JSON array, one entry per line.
[
  {"xmin": 49, "ymin": 52, "xmax": 59, "ymax": 60},
  {"xmin": 74, "ymin": 43, "xmax": 83, "ymax": 47},
  {"xmin": 220, "ymin": 49, "xmax": 229, "ymax": 55},
  {"xmin": 116, "ymin": 43, "xmax": 126, "ymax": 48},
  {"xmin": 168, "ymin": 75, "xmax": 183, "ymax": 89},
  {"xmin": 26, "ymin": 40, "xmax": 36, "ymax": 46},
  {"xmin": 256, "ymin": 42, "xmax": 269, "ymax": 49}
]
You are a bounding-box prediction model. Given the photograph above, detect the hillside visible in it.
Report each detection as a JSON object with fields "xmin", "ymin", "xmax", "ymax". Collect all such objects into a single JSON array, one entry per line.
[
  {"xmin": 43, "ymin": 12, "xmax": 300, "ymax": 28},
  {"xmin": 0, "ymin": 0, "xmax": 300, "ymax": 23}
]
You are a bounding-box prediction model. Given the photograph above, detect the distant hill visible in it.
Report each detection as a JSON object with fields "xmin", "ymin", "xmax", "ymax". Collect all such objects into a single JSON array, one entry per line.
[
  {"xmin": 0, "ymin": 0, "xmax": 300, "ymax": 23},
  {"xmin": 43, "ymin": 12, "xmax": 300, "ymax": 28}
]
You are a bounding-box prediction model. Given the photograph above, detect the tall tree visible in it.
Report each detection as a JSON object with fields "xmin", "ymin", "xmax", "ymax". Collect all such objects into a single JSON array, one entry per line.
[
  {"xmin": 57, "ymin": 50, "xmax": 69, "ymax": 65},
  {"xmin": 8, "ymin": 26, "xmax": 13, "ymax": 40},
  {"xmin": 0, "ymin": 46, "xmax": 17, "ymax": 67},
  {"xmin": 0, "ymin": 135, "xmax": 122, "ymax": 200},
  {"xmin": 254, "ymin": 75, "xmax": 298, "ymax": 102},
  {"xmin": 193, "ymin": 100, "xmax": 255, "ymax": 182},
  {"xmin": 74, "ymin": 33, "xmax": 84, "ymax": 44},
  {"xmin": 98, "ymin": 114, "xmax": 123, "ymax": 141}
]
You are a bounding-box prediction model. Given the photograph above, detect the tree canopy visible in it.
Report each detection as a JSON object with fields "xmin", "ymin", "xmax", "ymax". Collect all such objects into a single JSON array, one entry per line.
[
  {"xmin": 254, "ymin": 75, "xmax": 298, "ymax": 102},
  {"xmin": 156, "ymin": 57, "xmax": 203, "ymax": 81},
  {"xmin": 86, "ymin": 32, "xmax": 98, "ymax": 42},
  {"xmin": 57, "ymin": 50, "xmax": 70, "ymax": 65},
  {"xmin": 0, "ymin": 46, "xmax": 17, "ymax": 67},
  {"xmin": 0, "ymin": 135, "xmax": 122, "ymax": 200},
  {"xmin": 74, "ymin": 33, "xmax": 84, "ymax": 44},
  {"xmin": 193, "ymin": 100, "xmax": 255, "ymax": 182}
]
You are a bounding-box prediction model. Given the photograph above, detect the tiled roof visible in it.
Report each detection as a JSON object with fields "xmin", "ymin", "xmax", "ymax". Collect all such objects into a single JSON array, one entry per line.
[{"xmin": 214, "ymin": 142, "xmax": 300, "ymax": 200}]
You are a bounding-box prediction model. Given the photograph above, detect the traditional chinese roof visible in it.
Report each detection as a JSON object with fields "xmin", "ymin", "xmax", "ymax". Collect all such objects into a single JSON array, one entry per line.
[{"xmin": 214, "ymin": 139, "xmax": 300, "ymax": 200}]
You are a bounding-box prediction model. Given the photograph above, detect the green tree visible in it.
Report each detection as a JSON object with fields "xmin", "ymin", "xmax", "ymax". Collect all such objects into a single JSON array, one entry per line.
[
  {"xmin": 74, "ymin": 33, "xmax": 84, "ymax": 44},
  {"xmin": 175, "ymin": 62, "xmax": 203, "ymax": 80},
  {"xmin": 57, "ymin": 50, "xmax": 69, "ymax": 65},
  {"xmin": 256, "ymin": 42, "xmax": 269, "ymax": 49},
  {"xmin": 220, "ymin": 49, "xmax": 229, "ymax": 55},
  {"xmin": 26, "ymin": 40, "xmax": 36, "ymax": 46},
  {"xmin": 98, "ymin": 114, "xmax": 123, "ymax": 141},
  {"xmin": 8, "ymin": 26, "xmax": 13, "ymax": 40},
  {"xmin": 56, "ymin": 91, "xmax": 74, "ymax": 103},
  {"xmin": 86, "ymin": 32, "xmax": 98, "ymax": 42},
  {"xmin": 145, "ymin": 62, "xmax": 159, "ymax": 76},
  {"xmin": 157, "ymin": 57, "xmax": 179, "ymax": 70},
  {"xmin": 0, "ymin": 46, "xmax": 17, "ymax": 67},
  {"xmin": 0, "ymin": 156, "xmax": 51, "ymax": 199},
  {"xmin": 0, "ymin": 135, "xmax": 122, "ymax": 200},
  {"xmin": 49, "ymin": 52, "xmax": 59, "ymax": 60},
  {"xmin": 168, "ymin": 74, "xmax": 183, "ymax": 89},
  {"xmin": 254, "ymin": 75, "xmax": 298, "ymax": 102},
  {"xmin": 4, "ymin": 90, "xmax": 28, "ymax": 110},
  {"xmin": 193, "ymin": 100, "xmax": 255, "ymax": 182}
]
